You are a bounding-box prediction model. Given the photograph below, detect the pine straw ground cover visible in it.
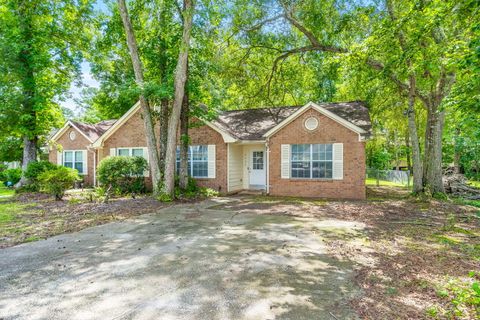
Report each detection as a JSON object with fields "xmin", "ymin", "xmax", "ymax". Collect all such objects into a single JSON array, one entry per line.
[
  {"xmin": 0, "ymin": 190, "xmax": 170, "ymax": 248},
  {"xmin": 218, "ymin": 187, "xmax": 480, "ymax": 319}
]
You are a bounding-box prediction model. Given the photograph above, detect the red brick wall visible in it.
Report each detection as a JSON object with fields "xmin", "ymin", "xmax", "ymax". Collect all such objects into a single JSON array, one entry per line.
[
  {"xmin": 49, "ymin": 126, "xmax": 95, "ymax": 186},
  {"xmin": 189, "ymin": 123, "xmax": 228, "ymax": 193},
  {"xmin": 101, "ymin": 110, "xmax": 227, "ymax": 192},
  {"xmin": 100, "ymin": 108, "xmax": 154, "ymax": 187},
  {"xmin": 268, "ymin": 108, "xmax": 366, "ymax": 200}
]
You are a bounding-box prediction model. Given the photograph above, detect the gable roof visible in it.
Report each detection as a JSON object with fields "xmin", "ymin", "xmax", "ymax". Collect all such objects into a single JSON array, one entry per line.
[
  {"xmin": 50, "ymin": 119, "xmax": 117, "ymax": 144},
  {"xmin": 70, "ymin": 120, "xmax": 117, "ymax": 142},
  {"xmin": 92, "ymin": 101, "xmax": 237, "ymax": 147},
  {"xmin": 213, "ymin": 101, "xmax": 371, "ymax": 141},
  {"xmin": 56, "ymin": 100, "xmax": 371, "ymax": 146}
]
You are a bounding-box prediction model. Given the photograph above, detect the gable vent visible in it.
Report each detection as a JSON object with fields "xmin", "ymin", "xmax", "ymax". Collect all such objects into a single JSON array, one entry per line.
[{"xmin": 304, "ymin": 117, "xmax": 318, "ymax": 131}]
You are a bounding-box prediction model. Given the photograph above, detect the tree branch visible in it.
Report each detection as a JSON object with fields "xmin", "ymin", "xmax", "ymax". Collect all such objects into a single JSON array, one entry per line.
[
  {"xmin": 243, "ymin": 14, "xmax": 285, "ymax": 32},
  {"xmin": 266, "ymin": 46, "xmax": 319, "ymax": 97}
]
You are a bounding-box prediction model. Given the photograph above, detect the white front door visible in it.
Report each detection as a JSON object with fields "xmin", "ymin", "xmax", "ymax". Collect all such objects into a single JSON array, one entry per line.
[{"xmin": 249, "ymin": 149, "xmax": 266, "ymax": 188}]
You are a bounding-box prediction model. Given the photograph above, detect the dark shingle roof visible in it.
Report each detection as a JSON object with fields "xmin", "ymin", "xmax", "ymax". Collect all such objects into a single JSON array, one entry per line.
[
  {"xmin": 70, "ymin": 120, "xmax": 117, "ymax": 142},
  {"xmin": 212, "ymin": 101, "xmax": 371, "ymax": 140}
]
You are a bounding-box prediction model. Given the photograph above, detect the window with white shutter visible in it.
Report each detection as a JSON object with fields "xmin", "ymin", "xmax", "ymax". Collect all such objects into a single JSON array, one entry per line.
[
  {"xmin": 57, "ymin": 151, "xmax": 62, "ymax": 166},
  {"xmin": 332, "ymin": 143, "xmax": 344, "ymax": 180},
  {"xmin": 207, "ymin": 144, "xmax": 216, "ymax": 179},
  {"xmin": 281, "ymin": 144, "xmax": 290, "ymax": 179},
  {"xmin": 290, "ymin": 144, "xmax": 333, "ymax": 179}
]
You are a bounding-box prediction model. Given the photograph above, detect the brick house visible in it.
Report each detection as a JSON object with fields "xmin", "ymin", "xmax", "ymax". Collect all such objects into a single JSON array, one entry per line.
[{"xmin": 49, "ymin": 101, "xmax": 371, "ymax": 199}]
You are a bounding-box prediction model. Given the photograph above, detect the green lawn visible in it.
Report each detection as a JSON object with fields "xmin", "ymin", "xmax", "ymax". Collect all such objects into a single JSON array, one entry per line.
[
  {"xmin": 0, "ymin": 185, "xmax": 14, "ymax": 197},
  {"xmin": 0, "ymin": 199, "xmax": 28, "ymax": 224},
  {"xmin": 366, "ymin": 177, "xmax": 409, "ymax": 187},
  {"xmin": 468, "ymin": 180, "xmax": 480, "ymax": 188}
]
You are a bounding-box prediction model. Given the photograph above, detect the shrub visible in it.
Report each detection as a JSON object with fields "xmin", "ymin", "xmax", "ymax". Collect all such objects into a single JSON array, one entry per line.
[
  {"xmin": 199, "ymin": 187, "xmax": 219, "ymax": 198},
  {"xmin": 97, "ymin": 156, "xmax": 148, "ymax": 197},
  {"xmin": 1, "ymin": 168, "xmax": 22, "ymax": 187},
  {"xmin": 24, "ymin": 161, "xmax": 57, "ymax": 191},
  {"xmin": 173, "ymin": 176, "xmax": 199, "ymax": 198},
  {"xmin": 157, "ymin": 175, "xmax": 218, "ymax": 201},
  {"xmin": 38, "ymin": 166, "xmax": 80, "ymax": 200}
]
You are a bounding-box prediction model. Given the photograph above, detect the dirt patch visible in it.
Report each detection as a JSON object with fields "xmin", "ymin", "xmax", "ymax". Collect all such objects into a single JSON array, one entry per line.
[
  {"xmin": 0, "ymin": 192, "xmax": 170, "ymax": 248},
  {"xmin": 218, "ymin": 187, "xmax": 480, "ymax": 319}
]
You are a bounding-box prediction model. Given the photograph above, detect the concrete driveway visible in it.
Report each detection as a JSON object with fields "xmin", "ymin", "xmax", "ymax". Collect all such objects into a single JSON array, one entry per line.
[{"xmin": 0, "ymin": 197, "xmax": 364, "ymax": 320}]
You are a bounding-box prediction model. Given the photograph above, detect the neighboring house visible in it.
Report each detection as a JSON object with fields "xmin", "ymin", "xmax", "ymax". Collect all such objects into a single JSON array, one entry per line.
[{"xmin": 49, "ymin": 101, "xmax": 371, "ymax": 199}]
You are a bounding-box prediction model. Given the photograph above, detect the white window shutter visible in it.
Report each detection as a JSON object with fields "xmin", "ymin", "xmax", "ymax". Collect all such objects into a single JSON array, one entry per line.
[
  {"xmin": 142, "ymin": 147, "xmax": 150, "ymax": 177},
  {"xmin": 110, "ymin": 148, "xmax": 116, "ymax": 157},
  {"xmin": 82, "ymin": 150, "xmax": 88, "ymax": 175},
  {"xmin": 207, "ymin": 144, "xmax": 216, "ymax": 179},
  {"xmin": 332, "ymin": 143, "xmax": 343, "ymax": 180},
  {"xmin": 281, "ymin": 144, "xmax": 290, "ymax": 179},
  {"xmin": 57, "ymin": 151, "xmax": 63, "ymax": 166}
]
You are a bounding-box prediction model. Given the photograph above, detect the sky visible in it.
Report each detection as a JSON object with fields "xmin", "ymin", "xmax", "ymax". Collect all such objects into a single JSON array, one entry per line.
[
  {"xmin": 61, "ymin": 62, "xmax": 99, "ymax": 115},
  {"xmin": 60, "ymin": 0, "xmax": 109, "ymax": 116}
]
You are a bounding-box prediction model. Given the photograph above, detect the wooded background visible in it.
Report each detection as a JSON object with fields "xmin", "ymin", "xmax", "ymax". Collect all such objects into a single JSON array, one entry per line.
[{"xmin": 1, "ymin": 0, "xmax": 479, "ymax": 196}]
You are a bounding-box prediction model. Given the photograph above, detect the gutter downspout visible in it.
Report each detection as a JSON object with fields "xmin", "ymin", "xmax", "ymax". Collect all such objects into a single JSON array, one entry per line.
[
  {"xmin": 226, "ymin": 143, "xmax": 230, "ymax": 193},
  {"xmin": 265, "ymin": 138, "xmax": 270, "ymax": 195},
  {"xmin": 88, "ymin": 146, "xmax": 97, "ymax": 187},
  {"xmin": 93, "ymin": 149, "xmax": 96, "ymax": 187}
]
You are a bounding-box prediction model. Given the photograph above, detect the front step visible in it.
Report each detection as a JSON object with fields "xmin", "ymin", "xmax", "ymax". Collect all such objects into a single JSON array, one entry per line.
[{"xmin": 237, "ymin": 189, "xmax": 266, "ymax": 196}]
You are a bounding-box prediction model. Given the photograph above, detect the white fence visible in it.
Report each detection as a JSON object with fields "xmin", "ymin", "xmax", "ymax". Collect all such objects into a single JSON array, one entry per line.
[
  {"xmin": 3, "ymin": 162, "xmax": 21, "ymax": 169},
  {"xmin": 366, "ymin": 168, "xmax": 411, "ymax": 187}
]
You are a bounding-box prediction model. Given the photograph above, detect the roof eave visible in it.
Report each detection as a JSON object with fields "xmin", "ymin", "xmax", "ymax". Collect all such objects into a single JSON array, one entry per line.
[
  {"xmin": 262, "ymin": 101, "xmax": 368, "ymax": 138},
  {"xmin": 50, "ymin": 120, "xmax": 94, "ymax": 144},
  {"xmin": 92, "ymin": 101, "xmax": 141, "ymax": 148}
]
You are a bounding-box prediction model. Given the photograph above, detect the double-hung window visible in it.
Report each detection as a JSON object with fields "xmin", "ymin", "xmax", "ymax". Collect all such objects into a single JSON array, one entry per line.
[
  {"xmin": 117, "ymin": 148, "xmax": 145, "ymax": 158},
  {"xmin": 63, "ymin": 150, "xmax": 86, "ymax": 174},
  {"xmin": 291, "ymin": 144, "xmax": 333, "ymax": 179},
  {"xmin": 176, "ymin": 145, "xmax": 209, "ymax": 178}
]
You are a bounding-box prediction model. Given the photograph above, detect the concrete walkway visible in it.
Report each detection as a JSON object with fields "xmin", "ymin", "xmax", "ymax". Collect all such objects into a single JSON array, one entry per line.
[{"xmin": 0, "ymin": 197, "xmax": 364, "ymax": 320}]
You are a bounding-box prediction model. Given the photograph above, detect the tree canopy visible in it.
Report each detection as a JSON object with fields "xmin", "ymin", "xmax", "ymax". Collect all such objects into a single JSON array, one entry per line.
[{"xmin": 2, "ymin": 0, "xmax": 479, "ymax": 189}]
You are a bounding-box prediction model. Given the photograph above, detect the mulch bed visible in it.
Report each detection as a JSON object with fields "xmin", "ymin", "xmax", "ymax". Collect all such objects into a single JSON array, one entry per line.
[
  {"xmin": 0, "ymin": 192, "xmax": 170, "ymax": 249},
  {"xmin": 217, "ymin": 187, "xmax": 480, "ymax": 319}
]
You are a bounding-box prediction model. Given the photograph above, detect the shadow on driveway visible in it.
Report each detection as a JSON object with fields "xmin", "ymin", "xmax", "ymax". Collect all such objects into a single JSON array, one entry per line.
[{"xmin": 0, "ymin": 197, "xmax": 365, "ymax": 320}]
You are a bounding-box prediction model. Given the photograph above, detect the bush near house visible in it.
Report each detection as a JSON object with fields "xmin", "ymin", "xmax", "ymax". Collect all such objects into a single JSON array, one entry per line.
[
  {"xmin": 23, "ymin": 161, "xmax": 57, "ymax": 191},
  {"xmin": 97, "ymin": 156, "xmax": 148, "ymax": 197},
  {"xmin": 0, "ymin": 168, "xmax": 22, "ymax": 187},
  {"xmin": 38, "ymin": 166, "xmax": 80, "ymax": 200}
]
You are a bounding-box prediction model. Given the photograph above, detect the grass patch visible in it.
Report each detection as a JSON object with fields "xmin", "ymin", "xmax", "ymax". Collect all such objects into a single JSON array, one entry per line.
[
  {"xmin": 251, "ymin": 195, "xmax": 328, "ymax": 206},
  {"xmin": 453, "ymin": 197, "xmax": 480, "ymax": 209},
  {"xmin": 24, "ymin": 235, "xmax": 41, "ymax": 242},
  {"xmin": 468, "ymin": 180, "xmax": 480, "ymax": 189},
  {"xmin": 0, "ymin": 200, "xmax": 30, "ymax": 225},
  {"xmin": 366, "ymin": 177, "xmax": 409, "ymax": 187},
  {"xmin": 0, "ymin": 186, "xmax": 14, "ymax": 197}
]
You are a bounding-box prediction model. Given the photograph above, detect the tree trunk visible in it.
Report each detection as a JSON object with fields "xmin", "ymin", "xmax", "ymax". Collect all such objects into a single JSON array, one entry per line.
[
  {"xmin": 453, "ymin": 127, "xmax": 461, "ymax": 174},
  {"xmin": 16, "ymin": 9, "xmax": 36, "ymax": 188},
  {"xmin": 405, "ymin": 130, "xmax": 412, "ymax": 173},
  {"xmin": 423, "ymin": 105, "xmax": 445, "ymax": 194},
  {"xmin": 117, "ymin": 0, "xmax": 162, "ymax": 195},
  {"xmin": 162, "ymin": 0, "xmax": 194, "ymax": 197},
  {"xmin": 393, "ymin": 130, "xmax": 400, "ymax": 170},
  {"xmin": 158, "ymin": 32, "xmax": 169, "ymax": 176},
  {"xmin": 16, "ymin": 137, "xmax": 36, "ymax": 187},
  {"xmin": 407, "ymin": 76, "xmax": 423, "ymax": 193},
  {"xmin": 158, "ymin": 99, "xmax": 169, "ymax": 175},
  {"xmin": 179, "ymin": 80, "xmax": 189, "ymax": 190}
]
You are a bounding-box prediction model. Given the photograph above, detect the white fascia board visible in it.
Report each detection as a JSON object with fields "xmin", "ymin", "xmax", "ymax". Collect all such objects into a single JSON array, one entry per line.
[
  {"xmin": 262, "ymin": 101, "xmax": 366, "ymax": 138},
  {"xmin": 204, "ymin": 121, "xmax": 237, "ymax": 143},
  {"xmin": 50, "ymin": 121, "xmax": 94, "ymax": 144},
  {"xmin": 92, "ymin": 101, "xmax": 141, "ymax": 148}
]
